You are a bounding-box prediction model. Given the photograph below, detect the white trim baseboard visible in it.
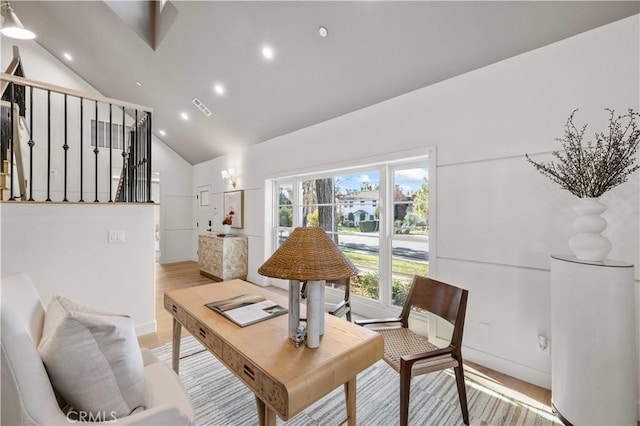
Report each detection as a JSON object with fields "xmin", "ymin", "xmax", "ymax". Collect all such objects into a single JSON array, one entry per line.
[
  {"xmin": 135, "ymin": 320, "xmax": 157, "ymax": 337},
  {"xmin": 462, "ymin": 345, "xmax": 551, "ymax": 390}
]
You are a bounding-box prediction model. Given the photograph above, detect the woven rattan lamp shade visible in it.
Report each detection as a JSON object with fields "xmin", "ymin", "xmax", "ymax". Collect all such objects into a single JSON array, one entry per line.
[{"xmin": 258, "ymin": 227, "xmax": 359, "ymax": 281}]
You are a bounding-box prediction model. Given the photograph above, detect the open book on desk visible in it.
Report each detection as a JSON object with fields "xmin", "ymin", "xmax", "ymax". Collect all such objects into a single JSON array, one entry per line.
[{"xmin": 205, "ymin": 294, "xmax": 287, "ymax": 327}]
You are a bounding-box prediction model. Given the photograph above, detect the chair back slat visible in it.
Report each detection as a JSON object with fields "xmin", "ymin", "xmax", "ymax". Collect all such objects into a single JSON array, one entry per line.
[{"xmin": 400, "ymin": 275, "xmax": 468, "ymax": 346}]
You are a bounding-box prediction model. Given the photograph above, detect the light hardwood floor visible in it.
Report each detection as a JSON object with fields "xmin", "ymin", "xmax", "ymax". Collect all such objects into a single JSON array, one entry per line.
[{"xmin": 138, "ymin": 261, "xmax": 552, "ymax": 409}]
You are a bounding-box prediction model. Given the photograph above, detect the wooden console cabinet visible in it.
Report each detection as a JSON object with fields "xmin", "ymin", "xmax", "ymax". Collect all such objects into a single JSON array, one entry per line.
[{"xmin": 198, "ymin": 234, "xmax": 248, "ymax": 281}]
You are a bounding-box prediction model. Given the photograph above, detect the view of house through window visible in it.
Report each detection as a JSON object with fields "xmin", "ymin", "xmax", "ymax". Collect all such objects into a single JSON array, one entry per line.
[{"xmin": 274, "ymin": 158, "xmax": 430, "ymax": 313}]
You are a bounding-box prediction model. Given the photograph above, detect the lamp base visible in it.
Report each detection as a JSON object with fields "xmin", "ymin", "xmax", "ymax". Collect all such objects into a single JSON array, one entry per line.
[{"xmin": 288, "ymin": 280, "xmax": 325, "ymax": 348}]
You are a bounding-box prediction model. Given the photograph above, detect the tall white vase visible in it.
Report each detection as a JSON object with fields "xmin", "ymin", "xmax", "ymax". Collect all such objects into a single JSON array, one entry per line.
[{"xmin": 567, "ymin": 197, "xmax": 612, "ymax": 262}]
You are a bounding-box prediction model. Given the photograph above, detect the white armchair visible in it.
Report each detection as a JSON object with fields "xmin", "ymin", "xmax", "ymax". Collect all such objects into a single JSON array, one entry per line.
[{"xmin": 1, "ymin": 272, "xmax": 195, "ymax": 425}]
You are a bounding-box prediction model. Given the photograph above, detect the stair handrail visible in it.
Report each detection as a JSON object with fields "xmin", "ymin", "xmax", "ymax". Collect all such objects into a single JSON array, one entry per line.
[
  {"xmin": 1, "ymin": 72, "xmax": 154, "ymax": 203},
  {"xmin": 1, "ymin": 73, "xmax": 153, "ymax": 115}
]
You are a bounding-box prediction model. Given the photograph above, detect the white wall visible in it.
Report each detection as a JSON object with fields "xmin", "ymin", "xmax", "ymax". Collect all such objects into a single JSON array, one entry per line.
[
  {"xmin": 1, "ymin": 37, "xmax": 195, "ymax": 263},
  {"xmin": 0, "ymin": 203, "xmax": 156, "ymax": 335},
  {"xmin": 1, "ymin": 37, "xmax": 195, "ymax": 333},
  {"xmin": 152, "ymin": 136, "xmax": 195, "ymax": 263},
  {"xmin": 194, "ymin": 15, "xmax": 640, "ymax": 395}
]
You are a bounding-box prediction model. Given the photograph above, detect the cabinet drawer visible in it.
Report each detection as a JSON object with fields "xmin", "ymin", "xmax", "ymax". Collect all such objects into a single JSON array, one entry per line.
[
  {"xmin": 188, "ymin": 317, "xmax": 223, "ymax": 357},
  {"xmin": 211, "ymin": 239, "xmax": 222, "ymax": 252},
  {"xmin": 164, "ymin": 297, "xmax": 187, "ymax": 325},
  {"xmin": 222, "ymin": 343, "xmax": 288, "ymax": 418}
]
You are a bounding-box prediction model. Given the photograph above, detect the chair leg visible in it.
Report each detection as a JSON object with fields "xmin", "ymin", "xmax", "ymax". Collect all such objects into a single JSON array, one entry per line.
[
  {"xmin": 453, "ymin": 364, "xmax": 470, "ymax": 425},
  {"xmin": 399, "ymin": 368, "xmax": 412, "ymax": 426}
]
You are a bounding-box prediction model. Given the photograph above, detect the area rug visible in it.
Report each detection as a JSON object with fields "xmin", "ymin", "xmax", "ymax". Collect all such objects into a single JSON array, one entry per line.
[{"xmin": 151, "ymin": 337, "xmax": 560, "ymax": 425}]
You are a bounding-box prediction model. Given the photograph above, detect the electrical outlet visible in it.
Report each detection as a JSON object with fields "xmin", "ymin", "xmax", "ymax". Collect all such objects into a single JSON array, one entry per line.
[
  {"xmin": 537, "ymin": 334, "xmax": 550, "ymax": 355},
  {"xmin": 108, "ymin": 230, "xmax": 125, "ymax": 244}
]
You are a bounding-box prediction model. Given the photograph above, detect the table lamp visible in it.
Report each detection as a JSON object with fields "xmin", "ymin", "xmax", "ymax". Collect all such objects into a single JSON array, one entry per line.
[{"xmin": 258, "ymin": 227, "xmax": 358, "ymax": 348}]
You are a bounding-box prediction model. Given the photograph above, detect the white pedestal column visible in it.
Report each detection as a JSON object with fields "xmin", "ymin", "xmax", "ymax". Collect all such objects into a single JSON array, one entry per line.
[{"xmin": 551, "ymin": 255, "xmax": 637, "ymax": 425}]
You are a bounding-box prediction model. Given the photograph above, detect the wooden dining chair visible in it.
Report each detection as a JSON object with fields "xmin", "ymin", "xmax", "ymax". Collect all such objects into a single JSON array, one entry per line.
[
  {"xmin": 356, "ymin": 275, "xmax": 469, "ymax": 425},
  {"xmin": 327, "ymin": 276, "xmax": 352, "ymax": 321}
]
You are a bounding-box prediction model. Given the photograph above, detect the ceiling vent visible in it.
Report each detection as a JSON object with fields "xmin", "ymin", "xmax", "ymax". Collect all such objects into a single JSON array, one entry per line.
[{"xmin": 192, "ymin": 97, "xmax": 212, "ymax": 117}]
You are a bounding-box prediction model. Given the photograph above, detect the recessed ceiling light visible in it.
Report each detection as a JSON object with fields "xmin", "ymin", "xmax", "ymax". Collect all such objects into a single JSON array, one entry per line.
[
  {"xmin": 318, "ymin": 26, "xmax": 328, "ymax": 38},
  {"xmin": 158, "ymin": 130, "xmax": 166, "ymax": 136},
  {"xmin": 63, "ymin": 52, "xmax": 73, "ymax": 61},
  {"xmin": 214, "ymin": 84, "xmax": 225, "ymax": 95},
  {"xmin": 180, "ymin": 112, "xmax": 189, "ymax": 120},
  {"xmin": 135, "ymin": 81, "xmax": 142, "ymax": 87},
  {"xmin": 262, "ymin": 46, "xmax": 274, "ymax": 60}
]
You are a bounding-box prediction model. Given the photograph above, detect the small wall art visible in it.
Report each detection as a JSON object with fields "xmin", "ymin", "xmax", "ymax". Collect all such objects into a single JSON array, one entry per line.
[{"xmin": 223, "ymin": 190, "xmax": 244, "ymax": 229}]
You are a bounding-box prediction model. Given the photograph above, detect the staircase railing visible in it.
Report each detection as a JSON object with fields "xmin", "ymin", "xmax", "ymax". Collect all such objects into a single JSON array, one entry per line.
[{"xmin": 0, "ymin": 72, "xmax": 153, "ymax": 203}]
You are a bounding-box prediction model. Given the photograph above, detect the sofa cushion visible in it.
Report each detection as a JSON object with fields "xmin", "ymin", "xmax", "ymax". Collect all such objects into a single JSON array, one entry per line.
[{"xmin": 37, "ymin": 295, "xmax": 146, "ymax": 419}]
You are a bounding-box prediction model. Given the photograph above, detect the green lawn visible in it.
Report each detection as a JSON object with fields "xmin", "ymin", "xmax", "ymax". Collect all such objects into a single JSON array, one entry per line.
[
  {"xmin": 344, "ymin": 251, "xmax": 428, "ymax": 276},
  {"xmin": 344, "ymin": 251, "xmax": 379, "ymax": 269},
  {"xmin": 343, "ymin": 248, "xmax": 428, "ymax": 306}
]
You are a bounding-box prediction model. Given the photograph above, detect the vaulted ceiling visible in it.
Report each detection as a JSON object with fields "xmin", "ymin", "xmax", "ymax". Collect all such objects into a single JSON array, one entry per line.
[{"xmin": 9, "ymin": 1, "xmax": 640, "ymax": 164}]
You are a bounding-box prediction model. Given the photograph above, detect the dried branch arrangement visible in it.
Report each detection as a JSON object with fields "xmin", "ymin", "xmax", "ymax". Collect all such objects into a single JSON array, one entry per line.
[{"xmin": 526, "ymin": 108, "xmax": 640, "ymax": 198}]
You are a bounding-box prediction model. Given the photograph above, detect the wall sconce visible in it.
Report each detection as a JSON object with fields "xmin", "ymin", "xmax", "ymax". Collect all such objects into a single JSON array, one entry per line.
[{"xmin": 221, "ymin": 168, "xmax": 237, "ymax": 188}]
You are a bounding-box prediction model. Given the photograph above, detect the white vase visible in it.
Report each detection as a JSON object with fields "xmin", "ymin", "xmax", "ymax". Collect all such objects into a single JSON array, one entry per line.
[
  {"xmin": 567, "ymin": 197, "xmax": 612, "ymax": 262},
  {"xmin": 223, "ymin": 224, "xmax": 231, "ymax": 235}
]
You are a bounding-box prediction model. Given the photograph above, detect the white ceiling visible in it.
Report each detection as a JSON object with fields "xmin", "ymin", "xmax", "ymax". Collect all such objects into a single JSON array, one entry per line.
[{"xmin": 9, "ymin": 1, "xmax": 640, "ymax": 164}]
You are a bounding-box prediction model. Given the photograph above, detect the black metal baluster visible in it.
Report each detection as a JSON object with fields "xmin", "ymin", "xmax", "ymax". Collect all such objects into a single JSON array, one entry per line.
[
  {"xmin": 121, "ymin": 106, "xmax": 126, "ymax": 202},
  {"xmin": 79, "ymin": 97, "xmax": 84, "ymax": 202},
  {"xmin": 94, "ymin": 100, "xmax": 99, "ymax": 202},
  {"xmin": 141, "ymin": 115, "xmax": 145, "ymax": 202},
  {"xmin": 9, "ymin": 83, "xmax": 15, "ymax": 201},
  {"xmin": 108, "ymin": 103, "xmax": 113, "ymax": 202},
  {"xmin": 128, "ymin": 128, "xmax": 134, "ymax": 203},
  {"xmin": 139, "ymin": 116, "xmax": 143, "ymax": 203},
  {"xmin": 140, "ymin": 120, "xmax": 144, "ymax": 203},
  {"xmin": 147, "ymin": 112, "xmax": 153, "ymax": 203},
  {"xmin": 63, "ymin": 94, "xmax": 69, "ymax": 201},
  {"xmin": 141, "ymin": 116, "xmax": 145, "ymax": 203},
  {"xmin": 27, "ymin": 86, "xmax": 34, "ymax": 201},
  {"xmin": 134, "ymin": 110, "xmax": 138, "ymax": 202},
  {"xmin": 46, "ymin": 90, "xmax": 51, "ymax": 201}
]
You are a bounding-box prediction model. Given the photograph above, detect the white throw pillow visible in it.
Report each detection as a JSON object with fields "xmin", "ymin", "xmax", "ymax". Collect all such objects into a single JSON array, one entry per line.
[{"xmin": 38, "ymin": 295, "xmax": 146, "ymax": 419}]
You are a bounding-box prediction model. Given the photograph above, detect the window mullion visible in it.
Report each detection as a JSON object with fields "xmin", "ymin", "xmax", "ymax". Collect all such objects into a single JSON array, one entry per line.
[
  {"xmin": 292, "ymin": 178, "xmax": 300, "ymax": 227},
  {"xmin": 378, "ymin": 165, "xmax": 391, "ymax": 309}
]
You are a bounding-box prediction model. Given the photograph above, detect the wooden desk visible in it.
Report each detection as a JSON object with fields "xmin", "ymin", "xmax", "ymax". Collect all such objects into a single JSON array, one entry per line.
[{"xmin": 164, "ymin": 280, "xmax": 384, "ymax": 426}]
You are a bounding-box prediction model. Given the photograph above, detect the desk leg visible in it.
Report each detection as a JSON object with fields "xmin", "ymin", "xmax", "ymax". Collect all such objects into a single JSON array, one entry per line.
[
  {"xmin": 344, "ymin": 377, "xmax": 356, "ymax": 426},
  {"xmin": 172, "ymin": 318, "xmax": 182, "ymax": 374},
  {"xmin": 255, "ymin": 396, "xmax": 276, "ymax": 426}
]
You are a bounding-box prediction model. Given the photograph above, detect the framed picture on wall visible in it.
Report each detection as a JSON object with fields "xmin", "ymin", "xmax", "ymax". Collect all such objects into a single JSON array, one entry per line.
[{"xmin": 224, "ymin": 190, "xmax": 244, "ymax": 229}]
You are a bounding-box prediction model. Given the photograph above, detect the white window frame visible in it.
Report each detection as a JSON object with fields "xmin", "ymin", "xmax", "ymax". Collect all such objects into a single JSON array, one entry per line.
[{"xmin": 264, "ymin": 147, "xmax": 436, "ymax": 319}]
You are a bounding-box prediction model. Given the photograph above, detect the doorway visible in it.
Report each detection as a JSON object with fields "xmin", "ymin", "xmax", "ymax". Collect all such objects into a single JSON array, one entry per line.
[{"xmin": 197, "ymin": 185, "xmax": 212, "ymax": 234}]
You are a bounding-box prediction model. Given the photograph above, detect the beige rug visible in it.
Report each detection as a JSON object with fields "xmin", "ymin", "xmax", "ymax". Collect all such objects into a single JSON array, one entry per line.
[{"xmin": 152, "ymin": 337, "xmax": 560, "ymax": 425}]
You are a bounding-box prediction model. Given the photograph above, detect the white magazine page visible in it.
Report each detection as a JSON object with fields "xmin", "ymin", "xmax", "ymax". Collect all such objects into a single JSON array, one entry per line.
[{"xmin": 224, "ymin": 300, "xmax": 283, "ymax": 326}]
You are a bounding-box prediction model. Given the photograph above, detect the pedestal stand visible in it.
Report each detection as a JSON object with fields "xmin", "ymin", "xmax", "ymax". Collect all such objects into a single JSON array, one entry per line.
[{"xmin": 550, "ymin": 255, "xmax": 637, "ymax": 425}]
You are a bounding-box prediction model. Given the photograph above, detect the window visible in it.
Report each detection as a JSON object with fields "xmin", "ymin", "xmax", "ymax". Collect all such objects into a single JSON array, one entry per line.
[
  {"xmin": 390, "ymin": 166, "xmax": 429, "ymax": 307},
  {"xmin": 271, "ymin": 154, "xmax": 431, "ymax": 317},
  {"xmin": 91, "ymin": 120, "xmax": 129, "ymax": 150}
]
